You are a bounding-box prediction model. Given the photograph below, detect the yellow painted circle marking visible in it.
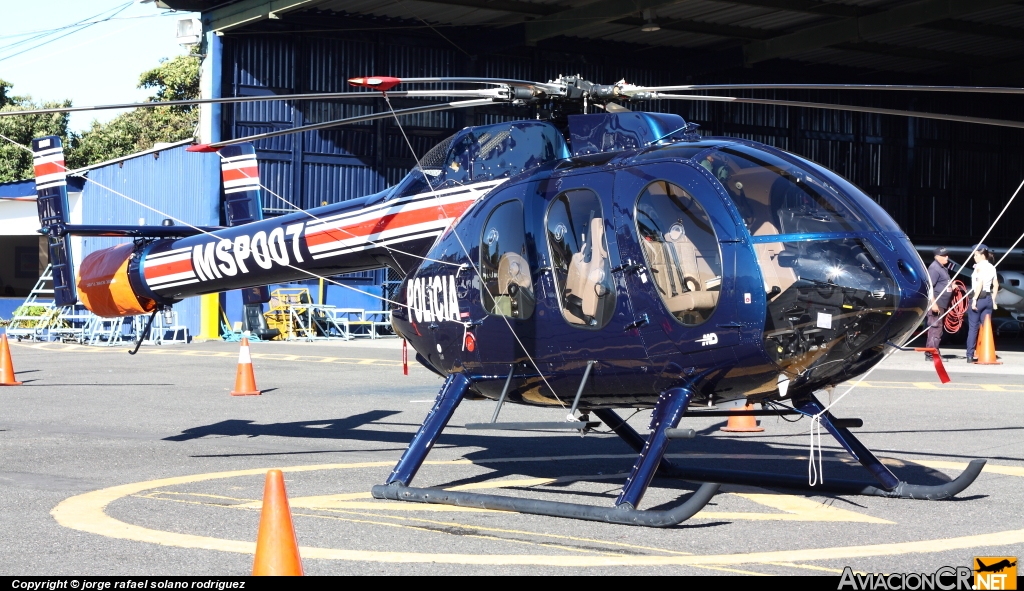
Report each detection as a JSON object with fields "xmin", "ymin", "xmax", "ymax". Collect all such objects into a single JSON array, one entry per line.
[
  {"xmin": 52, "ymin": 458, "xmax": 1024, "ymax": 566},
  {"xmin": 17, "ymin": 342, "xmax": 1024, "ymax": 389},
  {"xmin": 13, "ymin": 341, "xmax": 404, "ymax": 367}
]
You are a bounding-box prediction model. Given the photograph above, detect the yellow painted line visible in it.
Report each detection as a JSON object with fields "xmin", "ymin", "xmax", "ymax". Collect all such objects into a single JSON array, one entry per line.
[
  {"xmin": 690, "ymin": 564, "xmax": 770, "ymax": 576},
  {"xmin": 713, "ymin": 493, "xmax": 893, "ymax": 524},
  {"xmin": 53, "ymin": 457, "xmax": 1024, "ymax": 566},
  {"xmin": 16, "ymin": 342, "xmax": 1024, "ymax": 382},
  {"xmin": 761, "ymin": 561, "xmax": 854, "ymax": 575},
  {"xmin": 311, "ymin": 508, "xmax": 696, "ymax": 556},
  {"xmin": 235, "ymin": 472, "xmax": 886, "ymax": 523},
  {"xmin": 306, "ymin": 502, "xmax": 495, "ymax": 513},
  {"xmin": 912, "ymin": 460, "xmax": 1024, "ymax": 478},
  {"xmin": 286, "ymin": 508, "xmax": 622, "ymax": 557},
  {"xmin": 858, "ymin": 381, "xmax": 1024, "ymax": 392},
  {"xmin": 141, "ymin": 488, "xmax": 690, "ymax": 557},
  {"xmin": 259, "ymin": 491, "xmax": 371, "ymax": 509},
  {"xmin": 286, "ymin": 509, "xmax": 625, "ymax": 557},
  {"xmin": 13, "ymin": 341, "xmax": 405, "ymax": 367},
  {"xmin": 141, "ymin": 491, "xmax": 259, "ymax": 505},
  {"xmin": 447, "ymin": 477, "xmax": 558, "ymax": 491}
]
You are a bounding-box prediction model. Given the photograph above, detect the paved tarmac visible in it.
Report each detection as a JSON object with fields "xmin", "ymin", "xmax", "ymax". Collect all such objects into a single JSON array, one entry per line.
[{"xmin": 1, "ymin": 336, "xmax": 1022, "ymax": 576}]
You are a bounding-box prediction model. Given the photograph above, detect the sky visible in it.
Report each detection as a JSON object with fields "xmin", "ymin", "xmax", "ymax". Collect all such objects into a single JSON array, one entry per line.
[{"xmin": 0, "ymin": 0, "xmax": 198, "ymax": 132}]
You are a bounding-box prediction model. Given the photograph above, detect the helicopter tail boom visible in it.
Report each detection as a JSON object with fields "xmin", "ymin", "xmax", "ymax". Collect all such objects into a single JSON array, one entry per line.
[{"xmin": 33, "ymin": 132, "xmax": 489, "ymax": 317}]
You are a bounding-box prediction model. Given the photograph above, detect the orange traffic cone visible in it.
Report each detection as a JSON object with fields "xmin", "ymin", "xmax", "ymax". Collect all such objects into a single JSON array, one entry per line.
[
  {"xmin": 252, "ymin": 469, "xmax": 303, "ymax": 576},
  {"xmin": 0, "ymin": 334, "xmax": 22, "ymax": 386},
  {"xmin": 230, "ymin": 336, "xmax": 260, "ymax": 396},
  {"xmin": 720, "ymin": 402, "xmax": 764, "ymax": 432},
  {"xmin": 975, "ymin": 316, "xmax": 1002, "ymax": 365}
]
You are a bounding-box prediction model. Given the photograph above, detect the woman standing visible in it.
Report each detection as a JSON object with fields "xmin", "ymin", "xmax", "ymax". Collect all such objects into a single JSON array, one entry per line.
[{"xmin": 966, "ymin": 244, "xmax": 999, "ymax": 363}]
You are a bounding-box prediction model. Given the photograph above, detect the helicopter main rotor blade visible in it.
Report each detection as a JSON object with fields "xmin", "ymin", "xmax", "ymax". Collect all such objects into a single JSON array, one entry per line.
[
  {"xmin": 652, "ymin": 93, "xmax": 1024, "ymax": 130},
  {"xmin": 631, "ymin": 84, "xmax": 1024, "ymax": 95},
  {"xmin": 192, "ymin": 98, "xmax": 496, "ymax": 151},
  {"xmin": 356, "ymin": 77, "xmax": 564, "ymax": 93},
  {"xmin": 0, "ymin": 89, "xmax": 509, "ymax": 119}
]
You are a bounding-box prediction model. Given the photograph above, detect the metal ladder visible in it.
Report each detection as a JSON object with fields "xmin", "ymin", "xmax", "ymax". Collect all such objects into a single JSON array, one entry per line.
[
  {"xmin": 141, "ymin": 310, "xmax": 189, "ymax": 345},
  {"xmin": 86, "ymin": 316, "xmax": 124, "ymax": 347},
  {"xmin": 5, "ymin": 265, "xmax": 67, "ymax": 341}
]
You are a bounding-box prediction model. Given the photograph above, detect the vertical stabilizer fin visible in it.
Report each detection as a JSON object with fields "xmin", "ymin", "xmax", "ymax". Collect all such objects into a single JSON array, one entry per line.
[
  {"xmin": 33, "ymin": 135, "xmax": 78, "ymax": 306},
  {"xmin": 219, "ymin": 143, "xmax": 264, "ymax": 226}
]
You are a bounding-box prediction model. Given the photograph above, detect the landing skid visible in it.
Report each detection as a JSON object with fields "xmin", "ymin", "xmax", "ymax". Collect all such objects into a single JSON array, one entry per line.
[
  {"xmin": 373, "ymin": 482, "xmax": 720, "ymax": 527},
  {"xmin": 595, "ymin": 399, "xmax": 986, "ymax": 501},
  {"xmin": 373, "ymin": 376, "xmax": 986, "ymax": 528},
  {"xmin": 640, "ymin": 460, "xmax": 985, "ymax": 500},
  {"xmin": 371, "ymin": 373, "xmax": 720, "ymax": 527}
]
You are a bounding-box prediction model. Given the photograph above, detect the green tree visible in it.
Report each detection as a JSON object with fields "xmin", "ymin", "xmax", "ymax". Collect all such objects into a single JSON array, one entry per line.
[
  {"xmin": 0, "ymin": 78, "xmax": 72, "ymax": 183},
  {"xmin": 67, "ymin": 51, "xmax": 200, "ymax": 169}
]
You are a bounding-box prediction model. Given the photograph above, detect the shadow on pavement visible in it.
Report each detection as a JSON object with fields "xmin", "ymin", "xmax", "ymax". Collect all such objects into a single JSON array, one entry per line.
[{"xmin": 162, "ymin": 410, "xmax": 987, "ymax": 508}]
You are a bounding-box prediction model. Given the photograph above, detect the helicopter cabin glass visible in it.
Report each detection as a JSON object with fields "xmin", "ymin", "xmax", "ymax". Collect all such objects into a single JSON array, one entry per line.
[
  {"xmin": 385, "ymin": 122, "xmax": 569, "ymax": 199},
  {"xmin": 698, "ymin": 144, "xmax": 868, "ymax": 237},
  {"xmin": 545, "ymin": 189, "xmax": 615, "ymax": 329},
  {"xmin": 442, "ymin": 121, "xmax": 570, "ymax": 186},
  {"xmin": 761, "ymin": 238, "xmax": 898, "ymax": 380},
  {"xmin": 480, "ymin": 200, "xmax": 534, "ymax": 319},
  {"xmin": 635, "ymin": 181, "xmax": 723, "ymax": 326}
]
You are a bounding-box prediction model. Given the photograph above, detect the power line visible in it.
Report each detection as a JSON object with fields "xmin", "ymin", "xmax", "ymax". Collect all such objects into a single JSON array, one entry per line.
[
  {"xmin": 0, "ymin": 12, "xmax": 180, "ymax": 41},
  {"xmin": 0, "ymin": 2, "xmax": 133, "ymax": 63},
  {"xmin": 0, "ymin": 3, "xmax": 129, "ymax": 53}
]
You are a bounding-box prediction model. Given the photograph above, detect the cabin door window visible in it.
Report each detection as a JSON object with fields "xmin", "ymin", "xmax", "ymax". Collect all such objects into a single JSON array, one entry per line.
[
  {"xmin": 545, "ymin": 189, "xmax": 616, "ymax": 329},
  {"xmin": 480, "ymin": 199, "xmax": 534, "ymax": 319},
  {"xmin": 634, "ymin": 180, "xmax": 723, "ymax": 326}
]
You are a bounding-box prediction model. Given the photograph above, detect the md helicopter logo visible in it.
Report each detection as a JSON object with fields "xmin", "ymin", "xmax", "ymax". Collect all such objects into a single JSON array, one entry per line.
[{"xmin": 696, "ymin": 333, "xmax": 718, "ymax": 347}]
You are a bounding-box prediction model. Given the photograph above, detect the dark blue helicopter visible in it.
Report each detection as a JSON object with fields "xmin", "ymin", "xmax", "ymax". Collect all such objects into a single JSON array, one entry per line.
[{"xmin": 28, "ymin": 76, "xmax": 994, "ymax": 527}]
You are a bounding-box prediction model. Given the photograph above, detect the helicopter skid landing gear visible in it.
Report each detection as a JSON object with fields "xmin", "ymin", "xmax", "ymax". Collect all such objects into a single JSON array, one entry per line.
[
  {"xmin": 596, "ymin": 397, "xmax": 986, "ymax": 501},
  {"xmin": 372, "ymin": 377, "xmax": 721, "ymax": 527}
]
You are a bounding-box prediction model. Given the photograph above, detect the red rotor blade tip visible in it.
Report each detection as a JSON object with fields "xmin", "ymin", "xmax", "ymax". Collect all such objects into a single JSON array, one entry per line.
[
  {"xmin": 347, "ymin": 76, "xmax": 402, "ymax": 91},
  {"xmin": 186, "ymin": 144, "xmax": 218, "ymax": 153}
]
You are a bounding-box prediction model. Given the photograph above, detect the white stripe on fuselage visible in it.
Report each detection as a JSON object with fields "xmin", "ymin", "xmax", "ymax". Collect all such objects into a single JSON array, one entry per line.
[{"xmin": 305, "ymin": 180, "xmax": 502, "ymax": 228}]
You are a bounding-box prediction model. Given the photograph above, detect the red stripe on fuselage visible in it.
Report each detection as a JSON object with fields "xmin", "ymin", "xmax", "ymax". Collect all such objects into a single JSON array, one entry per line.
[
  {"xmin": 304, "ymin": 201, "xmax": 472, "ymax": 247},
  {"xmin": 144, "ymin": 258, "xmax": 193, "ymax": 279},
  {"xmin": 34, "ymin": 161, "xmax": 66, "ymax": 178}
]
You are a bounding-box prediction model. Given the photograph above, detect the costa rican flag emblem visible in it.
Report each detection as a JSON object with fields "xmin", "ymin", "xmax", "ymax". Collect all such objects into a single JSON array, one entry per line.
[
  {"xmin": 32, "ymin": 137, "xmax": 67, "ymax": 191},
  {"xmin": 220, "ymin": 152, "xmax": 260, "ymax": 194}
]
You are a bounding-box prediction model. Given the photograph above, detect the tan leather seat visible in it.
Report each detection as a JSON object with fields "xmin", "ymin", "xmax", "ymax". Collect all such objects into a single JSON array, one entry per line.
[
  {"xmin": 498, "ymin": 252, "xmax": 532, "ymax": 295},
  {"xmin": 564, "ymin": 217, "xmax": 609, "ymax": 324},
  {"xmin": 493, "ymin": 252, "xmax": 534, "ymax": 317},
  {"xmin": 643, "ymin": 233, "xmax": 720, "ymax": 319},
  {"xmin": 752, "ymin": 224, "xmax": 796, "ymax": 297}
]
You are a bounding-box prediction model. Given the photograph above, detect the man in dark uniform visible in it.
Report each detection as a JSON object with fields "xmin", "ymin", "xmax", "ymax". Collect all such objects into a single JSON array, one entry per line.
[{"xmin": 925, "ymin": 246, "xmax": 952, "ymax": 360}]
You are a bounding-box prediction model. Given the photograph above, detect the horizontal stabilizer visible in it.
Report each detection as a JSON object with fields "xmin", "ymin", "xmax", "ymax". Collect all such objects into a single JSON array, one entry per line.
[
  {"xmin": 33, "ymin": 135, "xmax": 78, "ymax": 306},
  {"xmin": 41, "ymin": 224, "xmax": 224, "ymax": 238}
]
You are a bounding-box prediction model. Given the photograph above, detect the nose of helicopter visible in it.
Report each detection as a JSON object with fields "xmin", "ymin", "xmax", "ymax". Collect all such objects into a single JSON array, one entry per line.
[{"xmin": 759, "ymin": 232, "xmax": 932, "ymax": 394}]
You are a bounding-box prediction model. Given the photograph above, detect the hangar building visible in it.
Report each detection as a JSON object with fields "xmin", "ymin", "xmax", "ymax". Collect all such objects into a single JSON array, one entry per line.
[{"xmin": 4, "ymin": 0, "xmax": 1024, "ymax": 336}]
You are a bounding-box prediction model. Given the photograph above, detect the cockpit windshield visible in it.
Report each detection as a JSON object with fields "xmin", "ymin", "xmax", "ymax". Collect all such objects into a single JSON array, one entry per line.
[{"xmin": 698, "ymin": 144, "xmax": 868, "ymax": 236}]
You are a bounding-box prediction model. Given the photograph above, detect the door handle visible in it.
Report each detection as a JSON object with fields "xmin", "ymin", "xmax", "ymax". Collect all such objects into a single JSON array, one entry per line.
[
  {"xmin": 718, "ymin": 322, "xmax": 743, "ymax": 329},
  {"xmin": 625, "ymin": 313, "xmax": 650, "ymax": 331}
]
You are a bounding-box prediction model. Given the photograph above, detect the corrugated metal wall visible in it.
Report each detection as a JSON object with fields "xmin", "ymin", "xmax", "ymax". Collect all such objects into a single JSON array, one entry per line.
[
  {"xmin": 220, "ymin": 29, "xmax": 1024, "ymax": 252},
  {"xmin": 81, "ymin": 145, "xmax": 221, "ymax": 332},
  {"xmin": 222, "ymin": 34, "xmax": 695, "ymax": 205}
]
